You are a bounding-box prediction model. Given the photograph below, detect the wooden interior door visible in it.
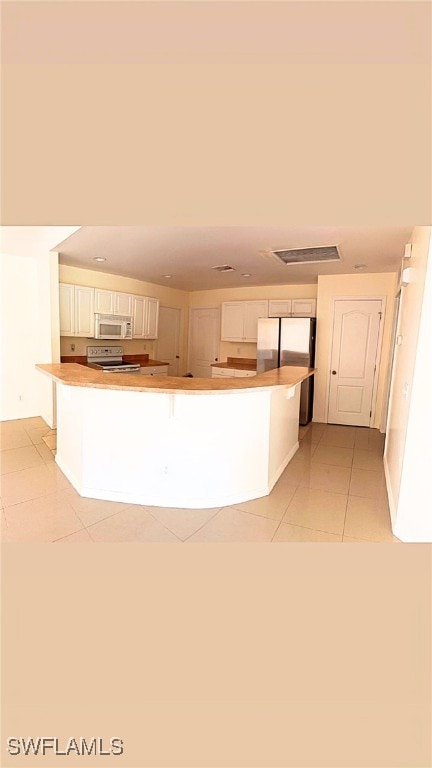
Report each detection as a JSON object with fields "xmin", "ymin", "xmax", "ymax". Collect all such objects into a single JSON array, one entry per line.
[
  {"xmin": 328, "ymin": 299, "xmax": 383, "ymax": 426},
  {"xmin": 155, "ymin": 306, "xmax": 181, "ymax": 375},
  {"xmin": 188, "ymin": 308, "xmax": 220, "ymax": 377}
]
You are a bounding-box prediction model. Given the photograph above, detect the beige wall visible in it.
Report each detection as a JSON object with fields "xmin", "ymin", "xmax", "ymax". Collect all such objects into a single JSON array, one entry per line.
[
  {"xmin": 313, "ymin": 272, "xmax": 399, "ymax": 429},
  {"xmin": 59, "ymin": 265, "xmax": 190, "ymax": 372},
  {"xmin": 1, "ymin": 252, "xmax": 59, "ymax": 425},
  {"xmin": 189, "ymin": 283, "xmax": 317, "ymax": 362},
  {"xmin": 384, "ymin": 226, "xmax": 431, "ymax": 541}
]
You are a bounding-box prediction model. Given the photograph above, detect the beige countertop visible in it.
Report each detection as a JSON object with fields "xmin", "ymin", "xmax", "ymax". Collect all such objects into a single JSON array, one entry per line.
[
  {"xmin": 37, "ymin": 363, "xmax": 315, "ymax": 395},
  {"xmin": 211, "ymin": 357, "xmax": 257, "ymax": 371}
]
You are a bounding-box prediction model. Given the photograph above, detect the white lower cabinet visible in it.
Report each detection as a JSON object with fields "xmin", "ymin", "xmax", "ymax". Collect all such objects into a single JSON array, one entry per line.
[
  {"xmin": 212, "ymin": 367, "xmax": 256, "ymax": 378},
  {"xmin": 139, "ymin": 366, "xmax": 169, "ymax": 376},
  {"xmin": 233, "ymin": 370, "xmax": 256, "ymax": 377},
  {"xmin": 59, "ymin": 283, "xmax": 95, "ymax": 337}
]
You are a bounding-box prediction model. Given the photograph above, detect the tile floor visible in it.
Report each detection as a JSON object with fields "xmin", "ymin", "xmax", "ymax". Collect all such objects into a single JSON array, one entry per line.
[{"xmin": 0, "ymin": 417, "xmax": 400, "ymax": 543}]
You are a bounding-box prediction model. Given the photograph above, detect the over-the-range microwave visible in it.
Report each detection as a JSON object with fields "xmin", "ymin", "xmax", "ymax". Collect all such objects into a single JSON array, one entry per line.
[{"xmin": 94, "ymin": 313, "xmax": 133, "ymax": 340}]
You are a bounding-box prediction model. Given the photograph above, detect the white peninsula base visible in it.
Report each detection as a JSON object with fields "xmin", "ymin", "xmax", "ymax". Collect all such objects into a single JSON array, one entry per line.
[{"xmin": 55, "ymin": 382, "xmax": 301, "ymax": 509}]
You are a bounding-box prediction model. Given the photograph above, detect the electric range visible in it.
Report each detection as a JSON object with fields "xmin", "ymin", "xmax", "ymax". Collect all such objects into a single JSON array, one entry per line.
[{"xmin": 86, "ymin": 346, "xmax": 140, "ymax": 373}]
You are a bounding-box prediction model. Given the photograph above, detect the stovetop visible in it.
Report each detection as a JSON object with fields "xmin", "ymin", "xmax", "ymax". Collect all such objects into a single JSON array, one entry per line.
[
  {"xmin": 86, "ymin": 345, "xmax": 140, "ymax": 372},
  {"xmin": 95, "ymin": 361, "xmax": 135, "ymax": 368}
]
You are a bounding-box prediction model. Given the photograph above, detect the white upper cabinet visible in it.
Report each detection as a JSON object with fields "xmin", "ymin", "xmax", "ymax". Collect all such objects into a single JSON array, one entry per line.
[
  {"xmin": 60, "ymin": 281, "xmax": 159, "ymax": 339},
  {"xmin": 268, "ymin": 300, "xmax": 292, "ymax": 317},
  {"xmin": 221, "ymin": 301, "xmax": 269, "ymax": 342},
  {"xmin": 268, "ymin": 298, "xmax": 317, "ymax": 317},
  {"xmin": 94, "ymin": 289, "xmax": 114, "ymax": 314},
  {"xmin": 95, "ymin": 289, "xmax": 133, "ymax": 316},
  {"xmin": 74, "ymin": 286, "xmax": 95, "ymax": 336},
  {"xmin": 221, "ymin": 303, "xmax": 244, "ymax": 341},
  {"xmin": 132, "ymin": 295, "xmax": 159, "ymax": 339},
  {"xmin": 132, "ymin": 296, "xmax": 146, "ymax": 338},
  {"xmin": 114, "ymin": 292, "xmax": 133, "ymax": 316},
  {"xmin": 59, "ymin": 283, "xmax": 94, "ymax": 337},
  {"xmin": 291, "ymin": 298, "xmax": 316, "ymax": 317},
  {"xmin": 145, "ymin": 297, "xmax": 159, "ymax": 339},
  {"xmin": 59, "ymin": 283, "xmax": 75, "ymax": 335}
]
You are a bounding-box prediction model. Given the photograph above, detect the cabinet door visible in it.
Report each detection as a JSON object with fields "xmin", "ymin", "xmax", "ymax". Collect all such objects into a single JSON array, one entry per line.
[
  {"xmin": 140, "ymin": 366, "xmax": 168, "ymax": 376},
  {"xmin": 74, "ymin": 286, "xmax": 95, "ymax": 337},
  {"xmin": 144, "ymin": 297, "xmax": 159, "ymax": 339},
  {"xmin": 114, "ymin": 292, "xmax": 132, "ymax": 316},
  {"xmin": 94, "ymin": 289, "xmax": 114, "ymax": 314},
  {"xmin": 269, "ymin": 300, "xmax": 292, "ymax": 317},
  {"xmin": 291, "ymin": 298, "xmax": 317, "ymax": 317},
  {"xmin": 211, "ymin": 367, "xmax": 233, "ymax": 378},
  {"xmin": 59, "ymin": 283, "xmax": 75, "ymax": 336},
  {"xmin": 221, "ymin": 302, "xmax": 245, "ymax": 341},
  {"xmin": 243, "ymin": 301, "xmax": 269, "ymax": 342},
  {"xmin": 132, "ymin": 296, "xmax": 146, "ymax": 338}
]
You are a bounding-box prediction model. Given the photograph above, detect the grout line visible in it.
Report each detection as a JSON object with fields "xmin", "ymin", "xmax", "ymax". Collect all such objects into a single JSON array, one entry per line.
[
  {"xmin": 180, "ymin": 508, "xmax": 223, "ymax": 542},
  {"xmin": 51, "ymin": 526, "xmax": 88, "ymax": 543},
  {"xmin": 272, "ymin": 520, "xmax": 343, "ymax": 541},
  {"xmin": 84, "ymin": 504, "xmax": 184, "ymax": 543}
]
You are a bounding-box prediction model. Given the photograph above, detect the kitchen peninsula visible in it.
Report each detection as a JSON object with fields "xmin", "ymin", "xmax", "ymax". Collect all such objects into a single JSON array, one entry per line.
[{"xmin": 37, "ymin": 364, "xmax": 315, "ymax": 509}]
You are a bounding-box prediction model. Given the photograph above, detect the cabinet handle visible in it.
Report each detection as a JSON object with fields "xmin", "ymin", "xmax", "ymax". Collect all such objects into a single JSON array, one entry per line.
[{"xmin": 332, "ymin": 370, "xmax": 337, "ymax": 375}]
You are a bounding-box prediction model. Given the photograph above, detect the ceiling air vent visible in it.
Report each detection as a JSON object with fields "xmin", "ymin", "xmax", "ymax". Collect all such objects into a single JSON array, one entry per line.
[
  {"xmin": 211, "ymin": 264, "xmax": 236, "ymax": 272},
  {"xmin": 270, "ymin": 245, "xmax": 341, "ymax": 266}
]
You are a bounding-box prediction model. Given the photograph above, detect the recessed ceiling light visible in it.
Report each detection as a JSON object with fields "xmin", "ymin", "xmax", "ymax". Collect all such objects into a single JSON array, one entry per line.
[
  {"xmin": 162, "ymin": 274, "xmax": 172, "ymax": 278},
  {"xmin": 241, "ymin": 273, "xmax": 252, "ymax": 277},
  {"xmin": 93, "ymin": 257, "xmax": 106, "ymax": 262},
  {"xmin": 354, "ymin": 263, "xmax": 367, "ymax": 270}
]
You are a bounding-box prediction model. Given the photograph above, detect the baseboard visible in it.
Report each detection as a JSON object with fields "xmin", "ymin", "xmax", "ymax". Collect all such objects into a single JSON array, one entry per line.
[
  {"xmin": 383, "ymin": 454, "xmax": 397, "ymax": 531},
  {"xmin": 55, "ymin": 454, "xmax": 81, "ymax": 494},
  {"xmin": 268, "ymin": 441, "xmax": 300, "ymax": 491}
]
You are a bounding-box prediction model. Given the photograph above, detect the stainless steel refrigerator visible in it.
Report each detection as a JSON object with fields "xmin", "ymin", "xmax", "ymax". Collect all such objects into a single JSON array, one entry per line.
[{"xmin": 256, "ymin": 317, "xmax": 316, "ymax": 425}]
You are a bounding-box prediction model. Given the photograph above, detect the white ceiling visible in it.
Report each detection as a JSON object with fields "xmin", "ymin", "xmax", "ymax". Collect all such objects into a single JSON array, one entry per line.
[
  {"xmin": 0, "ymin": 227, "xmax": 80, "ymax": 258},
  {"xmin": 54, "ymin": 226, "xmax": 413, "ymax": 292}
]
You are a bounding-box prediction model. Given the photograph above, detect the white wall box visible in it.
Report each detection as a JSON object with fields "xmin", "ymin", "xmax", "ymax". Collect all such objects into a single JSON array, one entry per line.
[
  {"xmin": 59, "ymin": 283, "xmax": 95, "ymax": 337},
  {"xmin": 221, "ymin": 301, "xmax": 269, "ymax": 342},
  {"xmin": 132, "ymin": 296, "xmax": 160, "ymax": 339},
  {"xmin": 268, "ymin": 300, "xmax": 292, "ymax": 317},
  {"xmin": 291, "ymin": 298, "xmax": 317, "ymax": 317}
]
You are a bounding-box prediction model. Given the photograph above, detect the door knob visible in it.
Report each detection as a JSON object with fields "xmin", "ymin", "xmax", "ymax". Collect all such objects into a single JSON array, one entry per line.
[{"xmin": 332, "ymin": 370, "xmax": 337, "ymax": 375}]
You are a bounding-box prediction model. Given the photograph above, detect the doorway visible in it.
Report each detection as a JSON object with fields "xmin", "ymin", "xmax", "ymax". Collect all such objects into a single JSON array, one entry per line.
[
  {"xmin": 327, "ymin": 298, "xmax": 384, "ymax": 426},
  {"xmin": 155, "ymin": 306, "xmax": 181, "ymax": 376},
  {"xmin": 188, "ymin": 307, "xmax": 220, "ymax": 377}
]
